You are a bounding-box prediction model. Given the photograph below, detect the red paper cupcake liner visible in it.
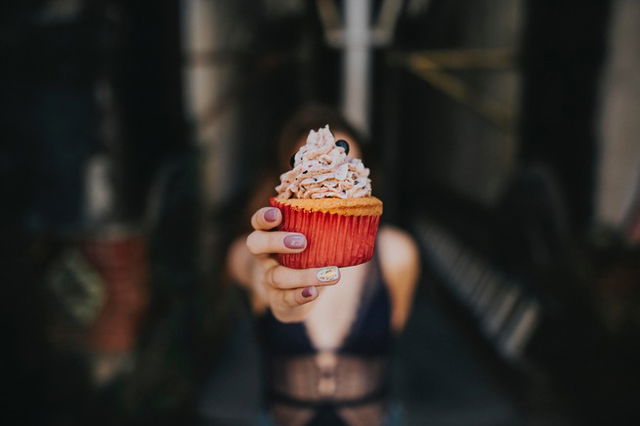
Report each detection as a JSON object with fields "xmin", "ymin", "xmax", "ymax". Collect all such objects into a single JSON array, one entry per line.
[{"xmin": 270, "ymin": 197, "xmax": 381, "ymax": 269}]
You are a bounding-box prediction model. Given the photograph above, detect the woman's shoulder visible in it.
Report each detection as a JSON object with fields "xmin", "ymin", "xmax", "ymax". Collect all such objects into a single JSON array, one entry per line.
[
  {"xmin": 377, "ymin": 225, "xmax": 421, "ymax": 331},
  {"xmin": 377, "ymin": 225, "xmax": 420, "ymax": 271}
]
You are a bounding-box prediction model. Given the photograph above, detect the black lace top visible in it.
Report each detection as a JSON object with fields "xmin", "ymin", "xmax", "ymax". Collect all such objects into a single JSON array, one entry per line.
[{"xmin": 257, "ymin": 253, "xmax": 393, "ymax": 426}]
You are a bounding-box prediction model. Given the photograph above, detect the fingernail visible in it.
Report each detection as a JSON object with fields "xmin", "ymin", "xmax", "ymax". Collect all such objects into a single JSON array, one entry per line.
[
  {"xmin": 302, "ymin": 286, "xmax": 316, "ymax": 298},
  {"xmin": 317, "ymin": 266, "xmax": 339, "ymax": 282},
  {"xmin": 284, "ymin": 234, "xmax": 306, "ymax": 249},
  {"xmin": 264, "ymin": 208, "xmax": 278, "ymax": 222}
]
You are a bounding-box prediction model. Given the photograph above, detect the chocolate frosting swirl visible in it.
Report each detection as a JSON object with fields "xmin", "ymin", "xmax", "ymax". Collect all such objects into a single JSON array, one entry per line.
[{"xmin": 275, "ymin": 125, "xmax": 372, "ymax": 200}]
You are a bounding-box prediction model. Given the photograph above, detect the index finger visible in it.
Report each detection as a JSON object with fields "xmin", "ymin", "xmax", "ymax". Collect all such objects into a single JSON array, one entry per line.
[{"xmin": 251, "ymin": 207, "xmax": 282, "ymax": 231}]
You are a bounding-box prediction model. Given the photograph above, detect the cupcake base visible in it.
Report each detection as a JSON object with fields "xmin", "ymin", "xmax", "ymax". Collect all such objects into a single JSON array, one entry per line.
[{"xmin": 270, "ymin": 197, "xmax": 382, "ymax": 269}]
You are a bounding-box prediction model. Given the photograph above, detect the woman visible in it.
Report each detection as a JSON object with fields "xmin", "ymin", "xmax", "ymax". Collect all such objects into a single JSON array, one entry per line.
[{"xmin": 227, "ymin": 106, "xmax": 420, "ymax": 426}]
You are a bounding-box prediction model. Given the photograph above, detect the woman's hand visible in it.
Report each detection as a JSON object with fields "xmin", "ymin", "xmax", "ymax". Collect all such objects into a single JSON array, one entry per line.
[{"xmin": 245, "ymin": 207, "xmax": 341, "ymax": 323}]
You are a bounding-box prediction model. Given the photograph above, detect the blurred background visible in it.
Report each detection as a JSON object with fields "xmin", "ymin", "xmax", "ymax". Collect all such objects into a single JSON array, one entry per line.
[{"xmin": 2, "ymin": 0, "xmax": 639, "ymax": 425}]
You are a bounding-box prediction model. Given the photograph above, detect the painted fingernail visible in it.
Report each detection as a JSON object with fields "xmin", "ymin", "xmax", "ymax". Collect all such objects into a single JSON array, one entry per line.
[
  {"xmin": 284, "ymin": 234, "xmax": 306, "ymax": 249},
  {"xmin": 302, "ymin": 286, "xmax": 316, "ymax": 298},
  {"xmin": 264, "ymin": 208, "xmax": 278, "ymax": 222},
  {"xmin": 317, "ymin": 266, "xmax": 339, "ymax": 282}
]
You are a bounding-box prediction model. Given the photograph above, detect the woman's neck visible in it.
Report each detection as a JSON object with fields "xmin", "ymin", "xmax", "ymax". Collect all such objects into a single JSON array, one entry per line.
[{"xmin": 303, "ymin": 262, "xmax": 370, "ymax": 351}]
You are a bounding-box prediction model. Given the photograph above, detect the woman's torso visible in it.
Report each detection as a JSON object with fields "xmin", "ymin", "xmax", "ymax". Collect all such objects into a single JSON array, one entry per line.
[{"xmin": 257, "ymin": 252, "xmax": 393, "ymax": 426}]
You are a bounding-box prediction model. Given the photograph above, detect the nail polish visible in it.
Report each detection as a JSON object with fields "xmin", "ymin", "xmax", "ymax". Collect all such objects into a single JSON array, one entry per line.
[
  {"xmin": 317, "ymin": 267, "xmax": 339, "ymax": 282},
  {"xmin": 264, "ymin": 208, "xmax": 278, "ymax": 222},
  {"xmin": 284, "ymin": 234, "xmax": 306, "ymax": 249},
  {"xmin": 302, "ymin": 287, "xmax": 315, "ymax": 298}
]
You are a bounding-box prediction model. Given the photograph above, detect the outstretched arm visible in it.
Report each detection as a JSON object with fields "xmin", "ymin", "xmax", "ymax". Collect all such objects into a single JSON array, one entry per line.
[{"xmin": 227, "ymin": 206, "xmax": 341, "ymax": 322}]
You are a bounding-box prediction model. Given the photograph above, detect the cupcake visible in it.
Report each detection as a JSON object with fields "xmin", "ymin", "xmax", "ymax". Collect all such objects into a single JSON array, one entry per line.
[{"xmin": 270, "ymin": 125, "xmax": 382, "ymax": 269}]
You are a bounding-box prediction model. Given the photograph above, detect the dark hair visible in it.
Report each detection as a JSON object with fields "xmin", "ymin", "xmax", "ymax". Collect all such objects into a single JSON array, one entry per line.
[{"xmin": 276, "ymin": 104, "xmax": 367, "ymax": 172}]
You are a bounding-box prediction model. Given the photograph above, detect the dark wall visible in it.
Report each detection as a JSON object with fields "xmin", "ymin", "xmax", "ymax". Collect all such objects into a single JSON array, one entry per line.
[{"xmin": 519, "ymin": 0, "xmax": 611, "ymax": 235}]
